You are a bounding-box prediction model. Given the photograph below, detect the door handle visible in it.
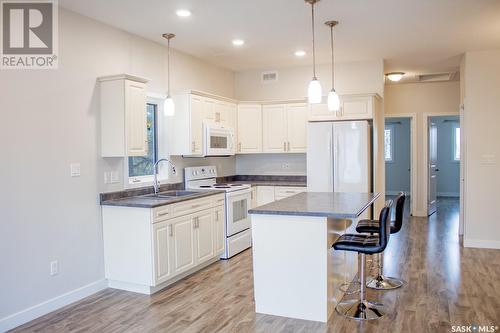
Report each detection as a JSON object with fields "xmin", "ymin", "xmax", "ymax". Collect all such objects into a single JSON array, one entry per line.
[
  {"xmin": 169, "ymin": 224, "xmax": 174, "ymax": 237},
  {"xmin": 436, "ymin": 169, "xmax": 440, "ymax": 172}
]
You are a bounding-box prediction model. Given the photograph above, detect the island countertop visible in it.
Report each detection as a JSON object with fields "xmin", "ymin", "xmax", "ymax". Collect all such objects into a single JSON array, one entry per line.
[{"xmin": 248, "ymin": 192, "xmax": 380, "ymax": 219}]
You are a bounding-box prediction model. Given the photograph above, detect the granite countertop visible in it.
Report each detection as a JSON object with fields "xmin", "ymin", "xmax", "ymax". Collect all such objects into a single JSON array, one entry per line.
[
  {"xmin": 230, "ymin": 180, "xmax": 307, "ymax": 187},
  {"xmin": 101, "ymin": 190, "xmax": 225, "ymax": 208},
  {"xmin": 248, "ymin": 192, "xmax": 380, "ymax": 219}
]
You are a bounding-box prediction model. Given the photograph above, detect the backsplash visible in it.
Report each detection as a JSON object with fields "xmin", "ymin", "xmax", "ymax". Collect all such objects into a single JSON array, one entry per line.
[{"xmin": 235, "ymin": 154, "xmax": 306, "ymax": 175}]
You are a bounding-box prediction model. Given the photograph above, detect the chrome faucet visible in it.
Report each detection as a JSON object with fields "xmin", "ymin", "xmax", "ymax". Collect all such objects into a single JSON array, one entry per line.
[{"xmin": 153, "ymin": 158, "xmax": 177, "ymax": 195}]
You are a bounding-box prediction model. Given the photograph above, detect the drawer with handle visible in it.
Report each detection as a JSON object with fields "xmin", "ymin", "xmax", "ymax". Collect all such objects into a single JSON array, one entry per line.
[
  {"xmin": 152, "ymin": 206, "xmax": 172, "ymax": 222},
  {"xmin": 274, "ymin": 186, "xmax": 306, "ymax": 200},
  {"xmin": 171, "ymin": 198, "xmax": 214, "ymax": 218}
]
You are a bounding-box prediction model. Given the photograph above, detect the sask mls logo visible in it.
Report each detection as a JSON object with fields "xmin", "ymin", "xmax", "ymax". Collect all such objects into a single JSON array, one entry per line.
[{"xmin": 1, "ymin": 0, "xmax": 58, "ymax": 69}]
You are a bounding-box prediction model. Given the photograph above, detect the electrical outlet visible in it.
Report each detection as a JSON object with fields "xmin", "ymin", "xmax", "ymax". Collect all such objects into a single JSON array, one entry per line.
[
  {"xmin": 70, "ymin": 163, "xmax": 81, "ymax": 177},
  {"xmin": 50, "ymin": 260, "xmax": 59, "ymax": 276},
  {"xmin": 282, "ymin": 163, "xmax": 290, "ymax": 170},
  {"xmin": 110, "ymin": 171, "xmax": 119, "ymax": 183}
]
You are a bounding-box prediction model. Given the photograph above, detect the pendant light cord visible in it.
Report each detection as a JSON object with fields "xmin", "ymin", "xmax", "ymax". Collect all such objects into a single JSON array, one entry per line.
[
  {"xmin": 311, "ymin": 2, "xmax": 316, "ymax": 79},
  {"xmin": 167, "ymin": 38, "xmax": 171, "ymax": 97},
  {"xmin": 330, "ymin": 25, "xmax": 334, "ymax": 90}
]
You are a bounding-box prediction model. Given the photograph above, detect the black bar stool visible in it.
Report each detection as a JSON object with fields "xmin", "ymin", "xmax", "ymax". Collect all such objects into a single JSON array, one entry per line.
[
  {"xmin": 356, "ymin": 192, "xmax": 406, "ymax": 290},
  {"xmin": 332, "ymin": 201, "xmax": 392, "ymax": 320}
]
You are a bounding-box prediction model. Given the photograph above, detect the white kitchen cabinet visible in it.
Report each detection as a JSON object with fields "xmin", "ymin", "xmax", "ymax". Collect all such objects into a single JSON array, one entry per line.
[
  {"xmin": 286, "ymin": 103, "xmax": 308, "ymax": 153},
  {"xmin": 99, "ymin": 74, "xmax": 148, "ymax": 157},
  {"xmin": 256, "ymin": 186, "xmax": 276, "ymax": 206},
  {"xmin": 194, "ymin": 209, "xmax": 215, "ymax": 265},
  {"xmin": 237, "ymin": 104, "xmax": 263, "ymax": 153},
  {"xmin": 153, "ymin": 220, "xmax": 172, "ymax": 284},
  {"xmin": 102, "ymin": 194, "xmax": 226, "ymax": 294},
  {"xmin": 255, "ymin": 185, "xmax": 307, "ymax": 205},
  {"xmin": 250, "ymin": 187, "xmax": 258, "ymax": 208},
  {"xmin": 169, "ymin": 93, "xmax": 237, "ymax": 155},
  {"xmin": 214, "ymin": 205, "xmax": 225, "ymax": 253},
  {"xmin": 262, "ymin": 103, "xmax": 308, "ymax": 153},
  {"xmin": 308, "ymin": 94, "xmax": 378, "ymax": 122},
  {"xmin": 263, "ymin": 104, "xmax": 287, "ymax": 153},
  {"xmin": 274, "ymin": 186, "xmax": 307, "ymax": 201},
  {"xmin": 171, "ymin": 215, "xmax": 196, "ymax": 275}
]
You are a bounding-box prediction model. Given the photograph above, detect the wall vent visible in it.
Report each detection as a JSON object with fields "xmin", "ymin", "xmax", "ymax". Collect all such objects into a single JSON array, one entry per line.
[
  {"xmin": 418, "ymin": 72, "xmax": 457, "ymax": 82},
  {"xmin": 261, "ymin": 71, "xmax": 278, "ymax": 83}
]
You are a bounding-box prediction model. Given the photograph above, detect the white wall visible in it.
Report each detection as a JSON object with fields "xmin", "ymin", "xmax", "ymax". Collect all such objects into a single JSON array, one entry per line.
[
  {"xmin": 235, "ymin": 60, "xmax": 384, "ymax": 101},
  {"xmin": 462, "ymin": 50, "xmax": 500, "ymax": 249},
  {"xmin": 236, "ymin": 154, "xmax": 306, "ymax": 175},
  {"xmin": 384, "ymin": 81, "xmax": 460, "ymax": 216},
  {"xmin": 0, "ymin": 8, "xmax": 235, "ymax": 329}
]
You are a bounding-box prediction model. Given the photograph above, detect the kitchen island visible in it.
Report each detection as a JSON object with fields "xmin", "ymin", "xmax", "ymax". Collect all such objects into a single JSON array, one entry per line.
[{"xmin": 248, "ymin": 192, "xmax": 380, "ymax": 322}]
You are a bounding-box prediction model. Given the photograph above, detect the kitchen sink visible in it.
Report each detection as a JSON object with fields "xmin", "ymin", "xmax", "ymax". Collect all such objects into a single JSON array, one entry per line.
[{"xmin": 143, "ymin": 191, "xmax": 199, "ymax": 199}]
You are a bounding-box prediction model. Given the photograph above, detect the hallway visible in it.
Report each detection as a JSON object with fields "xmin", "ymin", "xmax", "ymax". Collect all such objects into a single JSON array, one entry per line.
[{"xmin": 12, "ymin": 199, "xmax": 500, "ymax": 333}]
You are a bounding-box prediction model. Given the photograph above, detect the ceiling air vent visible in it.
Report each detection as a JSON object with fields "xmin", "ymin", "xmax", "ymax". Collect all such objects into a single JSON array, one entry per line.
[
  {"xmin": 261, "ymin": 71, "xmax": 278, "ymax": 84},
  {"xmin": 418, "ymin": 72, "xmax": 457, "ymax": 82}
]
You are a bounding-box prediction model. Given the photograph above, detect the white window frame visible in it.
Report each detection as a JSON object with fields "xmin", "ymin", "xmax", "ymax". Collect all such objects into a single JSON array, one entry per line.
[
  {"xmin": 384, "ymin": 125, "xmax": 394, "ymax": 162},
  {"xmin": 453, "ymin": 126, "xmax": 460, "ymax": 162},
  {"xmin": 127, "ymin": 94, "xmax": 168, "ymax": 187}
]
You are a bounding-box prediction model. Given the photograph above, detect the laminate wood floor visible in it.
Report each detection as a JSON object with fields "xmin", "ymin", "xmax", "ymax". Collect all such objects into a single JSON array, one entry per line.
[{"xmin": 11, "ymin": 198, "xmax": 500, "ymax": 333}]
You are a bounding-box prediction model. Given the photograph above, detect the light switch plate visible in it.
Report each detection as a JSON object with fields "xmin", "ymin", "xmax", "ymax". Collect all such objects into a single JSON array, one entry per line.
[{"xmin": 70, "ymin": 163, "xmax": 81, "ymax": 177}]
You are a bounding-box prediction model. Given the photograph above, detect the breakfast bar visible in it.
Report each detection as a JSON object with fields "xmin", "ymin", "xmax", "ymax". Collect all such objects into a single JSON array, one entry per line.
[{"xmin": 248, "ymin": 192, "xmax": 380, "ymax": 322}]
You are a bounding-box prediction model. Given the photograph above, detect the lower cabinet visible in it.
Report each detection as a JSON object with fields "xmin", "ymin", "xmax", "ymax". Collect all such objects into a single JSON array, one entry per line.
[
  {"xmin": 255, "ymin": 186, "xmax": 306, "ymax": 206},
  {"xmin": 103, "ymin": 194, "xmax": 226, "ymax": 294}
]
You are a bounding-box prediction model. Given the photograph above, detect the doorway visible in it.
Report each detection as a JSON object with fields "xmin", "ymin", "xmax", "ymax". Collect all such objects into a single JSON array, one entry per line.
[
  {"xmin": 427, "ymin": 115, "xmax": 461, "ymax": 217},
  {"xmin": 384, "ymin": 115, "xmax": 416, "ymax": 215}
]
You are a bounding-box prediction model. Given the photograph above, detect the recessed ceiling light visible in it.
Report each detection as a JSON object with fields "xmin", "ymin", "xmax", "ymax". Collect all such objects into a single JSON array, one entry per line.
[
  {"xmin": 386, "ymin": 72, "xmax": 405, "ymax": 82},
  {"xmin": 176, "ymin": 9, "xmax": 191, "ymax": 17},
  {"xmin": 295, "ymin": 50, "xmax": 306, "ymax": 57},
  {"xmin": 232, "ymin": 39, "xmax": 245, "ymax": 46}
]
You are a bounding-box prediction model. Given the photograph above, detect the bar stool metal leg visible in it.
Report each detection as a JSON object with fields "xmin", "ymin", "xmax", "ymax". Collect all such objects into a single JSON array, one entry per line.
[
  {"xmin": 366, "ymin": 252, "xmax": 404, "ymax": 290},
  {"xmin": 335, "ymin": 253, "xmax": 387, "ymax": 320}
]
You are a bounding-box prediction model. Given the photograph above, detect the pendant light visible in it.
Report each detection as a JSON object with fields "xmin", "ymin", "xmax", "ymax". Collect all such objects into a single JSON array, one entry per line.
[
  {"xmin": 305, "ymin": 0, "xmax": 322, "ymax": 104},
  {"xmin": 325, "ymin": 21, "xmax": 340, "ymax": 112},
  {"xmin": 162, "ymin": 33, "xmax": 176, "ymax": 116}
]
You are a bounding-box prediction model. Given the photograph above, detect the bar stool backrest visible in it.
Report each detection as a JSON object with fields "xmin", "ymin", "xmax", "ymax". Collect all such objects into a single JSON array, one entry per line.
[
  {"xmin": 392, "ymin": 192, "xmax": 406, "ymax": 233},
  {"xmin": 376, "ymin": 200, "xmax": 393, "ymax": 253}
]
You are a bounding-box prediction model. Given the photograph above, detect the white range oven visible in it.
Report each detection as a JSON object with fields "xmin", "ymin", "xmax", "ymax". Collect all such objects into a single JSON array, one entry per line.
[
  {"xmin": 185, "ymin": 166, "xmax": 252, "ymax": 259},
  {"xmin": 203, "ymin": 124, "xmax": 235, "ymax": 156}
]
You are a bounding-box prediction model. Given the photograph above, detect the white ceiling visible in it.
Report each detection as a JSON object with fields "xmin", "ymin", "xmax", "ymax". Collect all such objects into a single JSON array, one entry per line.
[{"xmin": 59, "ymin": 0, "xmax": 500, "ymax": 74}]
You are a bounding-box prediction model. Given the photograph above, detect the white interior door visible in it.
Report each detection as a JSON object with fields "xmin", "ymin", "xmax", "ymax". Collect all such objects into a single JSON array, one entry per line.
[{"xmin": 428, "ymin": 120, "xmax": 438, "ymax": 216}]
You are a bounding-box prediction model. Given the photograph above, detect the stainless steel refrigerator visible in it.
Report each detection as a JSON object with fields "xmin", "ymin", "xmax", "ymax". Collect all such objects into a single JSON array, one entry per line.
[{"xmin": 307, "ymin": 121, "xmax": 372, "ymax": 194}]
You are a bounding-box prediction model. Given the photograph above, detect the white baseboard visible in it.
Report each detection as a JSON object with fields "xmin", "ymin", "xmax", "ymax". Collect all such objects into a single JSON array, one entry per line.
[
  {"xmin": 463, "ymin": 239, "xmax": 500, "ymax": 249},
  {"xmin": 0, "ymin": 279, "xmax": 107, "ymax": 333},
  {"xmin": 437, "ymin": 192, "xmax": 460, "ymax": 197}
]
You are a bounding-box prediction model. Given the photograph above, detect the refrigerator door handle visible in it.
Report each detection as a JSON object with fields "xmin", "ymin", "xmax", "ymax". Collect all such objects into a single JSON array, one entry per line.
[{"xmin": 328, "ymin": 132, "xmax": 334, "ymax": 191}]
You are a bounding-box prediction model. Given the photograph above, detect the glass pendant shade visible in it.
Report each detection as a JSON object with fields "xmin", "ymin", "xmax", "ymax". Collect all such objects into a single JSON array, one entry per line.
[
  {"xmin": 308, "ymin": 78, "xmax": 322, "ymax": 104},
  {"xmin": 327, "ymin": 89, "xmax": 340, "ymax": 111},
  {"xmin": 164, "ymin": 96, "xmax": 175, "ymax": 116}
]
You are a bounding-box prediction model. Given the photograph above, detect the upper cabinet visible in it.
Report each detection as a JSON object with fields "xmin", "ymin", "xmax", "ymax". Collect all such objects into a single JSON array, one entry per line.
[
  {"xmin": 262, "ymin": 103, "xmax": 308, "ymax": 153},
  {"xmin": 99, "ymin": 74, "xmax": 149, "ymax": 157},
  {"xmin": 169, "ymin": 92, "xmax": 237, "ymax": 156},
  {"xmin": 263, "ymin": 104, "xmax": 288, "ymax": 153},
  {"xmin": 308, "ymin": 94, "xmax": 378, "ymax": 122},
  {"xmin": 237, "ymin": 104, "xmax": 262, "ymax": 154}
]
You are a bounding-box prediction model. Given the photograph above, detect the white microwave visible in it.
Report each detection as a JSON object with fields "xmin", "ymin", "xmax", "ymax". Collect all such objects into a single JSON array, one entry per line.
[{"xmin": 203, "ymin": 124, "xmax": 235, "ymax": 156}]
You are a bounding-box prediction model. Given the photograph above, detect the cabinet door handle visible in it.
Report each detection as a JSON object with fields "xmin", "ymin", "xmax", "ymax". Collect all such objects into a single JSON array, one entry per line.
[
  {"xmin": 287, "ymin": 142, "xmax": 290, "ymax": 151},
  {"xmin": 283, "ymin": 142, "xmax": 286, "ymax": 151},
  {"xmin": 169, "ymin": 224, "xmax": 174, "ymax": 237},
  {"xmin": 238, "ymin": 142, "xmax": 242, "ymax": 152},
  {"xmin": 192, "ymin": 141, "xmax": 196, "ymax": 152},
  {"xmin": 215, "ymin": 211, "xmax": 219, "ymax": 221},
  {"xmin": 157, "ymin": 211, "xmax": 169, "ymax": 217}
]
